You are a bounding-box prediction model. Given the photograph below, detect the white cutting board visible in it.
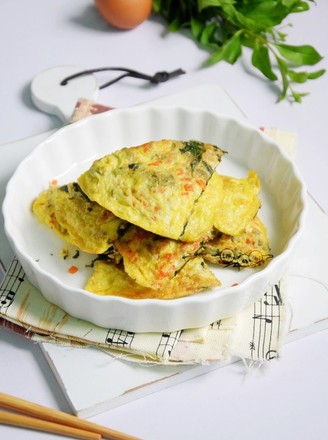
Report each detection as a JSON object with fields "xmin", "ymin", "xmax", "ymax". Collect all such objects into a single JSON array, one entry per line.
[{"xmin": 1, "ymin": 85, "xmax": 328, "ymax": 418}]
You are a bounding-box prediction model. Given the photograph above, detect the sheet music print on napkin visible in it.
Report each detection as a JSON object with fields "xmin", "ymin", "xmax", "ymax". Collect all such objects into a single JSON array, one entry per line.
[
  {"xmin": 251, "ymin": 285, "xmax": 284, "ymax": 360},
  {"xmin": 234, "ymin": 283, "xmax": 286, "ymax": 363},
  {"xmin": 0, "ymin": 257, "xmax": 287, "ymax": 365}
]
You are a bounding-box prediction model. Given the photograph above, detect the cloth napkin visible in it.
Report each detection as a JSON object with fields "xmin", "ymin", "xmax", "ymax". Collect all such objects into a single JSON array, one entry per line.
[{"xmin": 0, "ymin": 99, "xmax": 297, "ymax": 366}]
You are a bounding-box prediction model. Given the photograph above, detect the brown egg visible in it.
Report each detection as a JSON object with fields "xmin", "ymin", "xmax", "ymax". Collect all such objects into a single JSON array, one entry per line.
[{"xmin": 94, "ymin": 0, "xmax": 152, "ymax": 30}]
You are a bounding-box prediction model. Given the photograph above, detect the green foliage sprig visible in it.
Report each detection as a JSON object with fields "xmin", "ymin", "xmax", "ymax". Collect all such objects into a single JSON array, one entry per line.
[{"xmin": 152, "ymin": 0, "xmax": 325, "ymax": 103}]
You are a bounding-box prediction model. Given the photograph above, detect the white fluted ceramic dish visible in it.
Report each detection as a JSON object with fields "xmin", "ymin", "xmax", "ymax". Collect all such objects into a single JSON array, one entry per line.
[{"xmin": 3, "ymin": 107, "xmax": 306, "ymax": 332}]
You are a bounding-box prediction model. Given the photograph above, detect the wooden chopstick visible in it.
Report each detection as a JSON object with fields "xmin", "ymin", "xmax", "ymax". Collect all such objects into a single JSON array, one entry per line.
[
  {"xmin": 0, "ymin": 392, "xmax": 140, "ymax": 440},
  {"xmin": 0, "ymin": 410, "xmax": 101, "ymax": 440}
]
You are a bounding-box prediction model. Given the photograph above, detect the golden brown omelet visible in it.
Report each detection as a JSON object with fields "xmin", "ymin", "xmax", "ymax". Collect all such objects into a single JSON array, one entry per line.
[
  {"xmin": 78, "ymin": 140, "xmax": 225, "ymax": 241},
  {"xmin": 53, "ymin": 182, "xmax": 127, "ymax": 254},
  {"xmin": 202, "ymin": 216, "xmax": 272, "ymax": 268},
  {"xmin": 179, "ymin": 172, "xmax": 224, "ymax": 242},
  {"xmin": 32, "ymin": 183, "xmax": 127, "ymax": 255},
  {"xmin": 32, "ymin": 186, "xmax": 71, "ymax": 242},
  {"xmin": 85, "ymin": 257, "xmax": 220, "ymax": 299},
  {"xmin": 115, "ymin": 225, "xmax": 204, "ymax": 290},
  {"xmin": 213, "ymin": 170, "xmax": 261, "ymax": 236},
  {"xmin": 32, "ymin": 139, "xmax": 273, "ymax": 301}
]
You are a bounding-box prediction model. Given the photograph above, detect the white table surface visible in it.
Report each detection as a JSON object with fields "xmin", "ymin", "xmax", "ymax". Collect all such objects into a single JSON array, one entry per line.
[{"xmin": 1, "ymin": 1, "xmax": 328, "ymax": 439}]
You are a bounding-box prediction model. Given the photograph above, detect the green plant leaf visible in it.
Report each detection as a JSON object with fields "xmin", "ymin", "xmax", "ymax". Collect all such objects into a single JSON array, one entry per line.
[
  {"xmin": 306, "ymin": 69, "xmax": 326, "ymax": 79},
  {"xmin": 287, "ymin": 70, "xmax": 309, "ymax": 83},
  {"xmin": 275, "ymin": 43, "xmax": 324, "ymax": 66},
  {"xmin": 252, "ymin": 43, "xmax": 278, "ymax": 80},
  {"xmin": 238, "ymin": 1, "xmax": 291, "ymax": 27},
  {"xmin": 199, "ymin": 2, "xmax": 265, "ymax": 33},
  {"xmin": 153, "ymin": 0, "xmax": 325, "ymax": 104},
  {"xmin": 167, "ymin": 17, "xmax": 183, "ymax": 32},
  {"xmin": 291, "ymin": 90, "xmax": 309, "ymax": 103},
  {"xmin": 276, "ymin": 57, "xmax": 289, "ymax": 101},
  {"xmin": 205, "ymin": 30, "xmax": 243, "ymax": 66},
  {"xmin": 190, "ymin": 16, "xmax": 205, "ymax": 40},
  {"xmin": 289, "ymin": 1, "xmax": 310, "ymax": 13},
  {"xmin": 200, "ymin": 22, "xmax": 220, "ymax": 47},
  {"xmin": 198, "ymin": 0, "xmax": 236, "ymax": 10},
  {"xmin": 288, "ymin": 68, "xmax": 326, "ymax": 83}
]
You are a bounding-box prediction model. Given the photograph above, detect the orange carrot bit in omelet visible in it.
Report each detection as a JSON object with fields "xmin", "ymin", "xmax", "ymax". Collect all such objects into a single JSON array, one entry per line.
[{"xmin": 68, "ymin": 265, "xmax": 78, "ymax": 274}]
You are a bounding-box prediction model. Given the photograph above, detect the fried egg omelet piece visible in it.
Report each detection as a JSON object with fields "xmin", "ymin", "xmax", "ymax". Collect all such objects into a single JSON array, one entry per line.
[
  {"xmin": 179, "ymin": 172, "xmax": 224, "ymax": 242},
  {"xmin": 53, "ymin": 182, "xmax": 127, "ymax": 254},
  {"xmin": 32, "ymin": 182, "xmax": 127, "ymax": 255},
  {"xmin": 85, "ymin": 257, "xmax": 221, "ymax": 299},
  {"xmin": 78, "ymin": 140, "xmax": 225, "ymax": 241},
  {"xmin": 32, "ymin": 186, "xmax": 72, "ymax": 243},
  {"xmin": 213, "ymin": 170, "xmax": 261, "ymax": 236},
  {"xmin": 115, "ymin": 225, "xmax": 204, "ymax": 290},
  {"xmin": 202, "ymin": 216, "xmax": 273, "ymax": 268}
]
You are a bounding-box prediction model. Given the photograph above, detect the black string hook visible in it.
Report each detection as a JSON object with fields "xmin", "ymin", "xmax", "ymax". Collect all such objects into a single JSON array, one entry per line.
[{"xmin": 60, "ymin": 67, "xmax": 186, "ymax": 89}]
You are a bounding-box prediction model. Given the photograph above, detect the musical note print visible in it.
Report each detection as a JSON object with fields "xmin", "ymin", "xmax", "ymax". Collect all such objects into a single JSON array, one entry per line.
[
  {"xmin": 105, "ymin": 328, "xmax": 135, "ymax": 347},
  {"xmin": 210, "ymin": 320, "xmax": 222, "ymax": 330},
  {"xmin": 156, "ymin": 331, "xmax": 181, "ymax": 358},
  {"xmin": 0, "ymin": 258, "xmax": 25, "ymax": 313},
  {"xmin": 263, "ymin": 284, "xmax": 282, "ymax": 307},
  {"xmin": 249, "ymin": 283, "xmax": 284, "ymax": 361},
  {"xmin": 265, "ymin": 350, "xmax": 278, "ymax": 360}
]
